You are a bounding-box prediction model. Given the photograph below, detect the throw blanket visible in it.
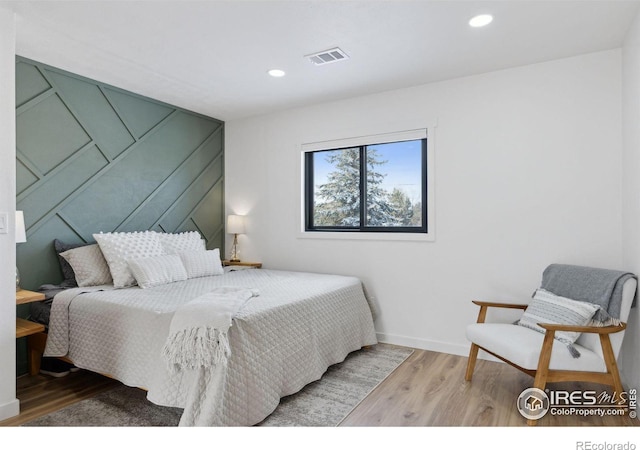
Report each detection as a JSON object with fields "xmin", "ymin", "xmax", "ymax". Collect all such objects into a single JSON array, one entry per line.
[
  {"xmin": 162, "ymin": 286, "xmax": 258, "ymax": 371},
  {"xmin": 161, "ymin": 286, "xmax": 258, "ymax": 426},
  {"xmin": 539, "ymin": 264, "xmax": 636, "ymax": 358},
  {"xmin": 540, "ymin": 264, "xmax": 636, "ymax": 323}
]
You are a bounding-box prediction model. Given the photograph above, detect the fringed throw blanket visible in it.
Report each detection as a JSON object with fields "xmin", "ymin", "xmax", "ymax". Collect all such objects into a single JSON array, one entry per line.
[
  {"xmin": 162, "ymin": 286, "xmax": 258, "ymax": 426},
  {"xmin": 538, "ymin": 264, "xmax": 636, "ymax": 358}
]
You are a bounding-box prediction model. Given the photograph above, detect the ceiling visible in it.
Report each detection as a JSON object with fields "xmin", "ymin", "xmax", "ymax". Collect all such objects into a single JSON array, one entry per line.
[{"xmin": 7, "ymin": 0, "xmax": 640, "ymax": 121}]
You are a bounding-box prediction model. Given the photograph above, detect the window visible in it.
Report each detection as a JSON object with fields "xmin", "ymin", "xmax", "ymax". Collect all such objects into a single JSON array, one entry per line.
[{"xmin": 304, "ymin": 134, "xmax": 428, "ymax": 233}]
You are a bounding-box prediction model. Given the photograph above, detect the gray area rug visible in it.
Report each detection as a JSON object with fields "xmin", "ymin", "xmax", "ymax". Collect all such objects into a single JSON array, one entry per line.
[{"xmin": 24, "ymin": 344, "xmax": 413, "ymax": 427}]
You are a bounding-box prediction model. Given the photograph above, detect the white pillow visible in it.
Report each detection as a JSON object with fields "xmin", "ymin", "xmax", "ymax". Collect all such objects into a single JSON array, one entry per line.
[
  {"xmin": 128, "ymin": 254, "xmax": 188, "ymax": 289},
  {"xmin": 179, "ymin": 248, "xmax": 224, "ymax": 279},
  {"xmin": 60, "ymin": 244, "xmax": 113, "ymax": 287},
  {"xmin": 93, "ymin": 231, "xmax": 164, "ymax": 288},
  {"xmin": 158, "ymin": 231, "xmax": 205, "ymax": 254},
  {"xmin": 518, "ymin": 288, "xmax": 601, "ymax": 346}
]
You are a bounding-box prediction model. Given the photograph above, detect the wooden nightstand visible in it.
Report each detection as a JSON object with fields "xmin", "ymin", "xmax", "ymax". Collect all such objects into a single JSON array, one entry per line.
[
  {"xmin": 16, "ymin": 318, "xmax": 44, "ymax": 338},
  {"xmin": 222, "ymin": 260, "xmax": 262, "ymax": 268},
  {"xmin": 16, "ymin": 289, "xmax": 46, "ymax": 305},
  {"xmin": 16, "ymin": 289, "xmax": 46, "ymax": 375}
]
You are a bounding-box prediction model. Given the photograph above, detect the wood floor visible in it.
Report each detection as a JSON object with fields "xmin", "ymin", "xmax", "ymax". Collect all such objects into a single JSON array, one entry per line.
[
  {"xmin": 341, "ymin": 347, "xmax": 639, "ymax": 426},
  {"xmin": 2, "ymin": 346, "xmax": 638, "ymax": 427}
]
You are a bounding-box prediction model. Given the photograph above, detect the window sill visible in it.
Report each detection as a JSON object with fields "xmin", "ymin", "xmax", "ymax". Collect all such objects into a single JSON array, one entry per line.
[{"xmin": 297, "ymin": 231, "xmax": 435, "ymax": 242}]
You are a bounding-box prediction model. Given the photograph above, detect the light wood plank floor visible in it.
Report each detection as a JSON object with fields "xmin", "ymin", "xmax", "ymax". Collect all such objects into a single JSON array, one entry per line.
[
  {"xmin": 2, "ymin": 346, "xmax": 638, "ymax": 427},
  {"xmin": 341, "ymin": 347, "xmax": 639, "ymax": 426}
]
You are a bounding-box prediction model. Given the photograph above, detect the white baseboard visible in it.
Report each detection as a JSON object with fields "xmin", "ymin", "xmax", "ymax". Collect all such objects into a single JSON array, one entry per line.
[
  {"xmin": 0, "ymin": 397, "xmax": 19, "ymax": 422},
  {"xmin": 376, "ymin": 332, "xmax": 470, "ymax": 357},
  {"xmin": 376, "ymin": 332, "xmax": 504, "ymax": 363}
]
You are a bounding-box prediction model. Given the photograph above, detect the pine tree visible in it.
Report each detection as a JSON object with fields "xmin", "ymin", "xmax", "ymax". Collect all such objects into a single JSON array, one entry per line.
[
  {"xmin": 410, "ymin": 201, "xmax": 423, "ymax": 226},
  {"xmin": 364, "ymin": 149, "xmax": 394, "ymax": 226},
  {"xmin": 314, "ymin": 148, "xmax": 395, "ymax": 226},
  {"xmin": 387, "ymin": 188, "xmax": 414, "ymax": 226},
  {"xmin": 314, "ymin": 148, "xmax": 361, "ymax": 226}
]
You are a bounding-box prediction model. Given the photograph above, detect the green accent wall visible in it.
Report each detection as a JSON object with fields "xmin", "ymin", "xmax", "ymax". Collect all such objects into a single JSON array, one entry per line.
[{"xmin": 15, "ymin": 56, "xmax": 225, "ymax": 375}]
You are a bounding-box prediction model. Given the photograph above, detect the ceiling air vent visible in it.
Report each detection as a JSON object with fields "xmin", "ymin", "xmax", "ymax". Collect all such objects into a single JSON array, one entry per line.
[{"xmin": 306, "ymin": 47, "xmax": 349, "ymax": 66}]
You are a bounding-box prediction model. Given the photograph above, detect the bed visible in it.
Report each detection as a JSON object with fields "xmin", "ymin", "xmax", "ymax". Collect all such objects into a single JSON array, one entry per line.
[{"xmin": 41, "ymin": 260, "xmax": 378, "ymax": 426}]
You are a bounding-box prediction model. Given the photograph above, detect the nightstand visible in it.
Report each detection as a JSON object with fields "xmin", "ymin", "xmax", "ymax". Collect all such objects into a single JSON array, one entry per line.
[
  {"xmin": 16, "ymin": 289, "xmax": 46, "ymax": 306},
  {"xmin": 222, "ymin": 260, "xmax": 262, "ymax": 268},
  {"xmin": 16, "ymin": 289, "xmax": 46, "ymax": 375}
]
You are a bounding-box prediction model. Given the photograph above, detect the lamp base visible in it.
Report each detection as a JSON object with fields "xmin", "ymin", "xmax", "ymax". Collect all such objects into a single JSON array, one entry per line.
[
  {"xmin": 16, "ymin": 266, "xmax": 21, "ymax": 292},
  {"xmin": 230, "ymin": 233, "xmax": 241, "ymax": 263}
]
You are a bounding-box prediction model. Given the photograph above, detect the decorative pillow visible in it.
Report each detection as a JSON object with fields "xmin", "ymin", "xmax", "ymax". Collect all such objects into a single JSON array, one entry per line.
[
  {"xmin": 158, "ymin": 231, "xmax": 205, "ymax": 255},
  {"xmin": 179, "ymin": 248, "xmax": 224, "ymax": 279},
  {"xmin": 128, "ymin": 254, "xmax": 188, "ymax": 289},
  {"xmin": 518, "ymin": 288, "xmax": 601, "ymax": 356},
  {"xmin": 60, "ymin": 244, "xmax": 113, "ymax": 287},
  {"xmin": 93, "ymin": 231, "xmax": 164, "ymax": 288},
  {"xmin": 54, "ymin": 239, "xmax": 89, "ymax": 286}
]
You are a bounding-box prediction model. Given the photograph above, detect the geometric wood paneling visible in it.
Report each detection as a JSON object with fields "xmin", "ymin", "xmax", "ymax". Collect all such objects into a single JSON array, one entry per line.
[
  {"xmin": 16, "ymin": 56, "xmax": 225, "ymax": 293},
  {"xmin": 16, "ymin": 60, "xmax": 50, "ymax": 106},
  {"xmin": 17, "ymin": 93, "xmax": 92, "ymax": 175},
  {"xmin": 45, "ymin": 71, "xmax": 136, "ymax": 160}
]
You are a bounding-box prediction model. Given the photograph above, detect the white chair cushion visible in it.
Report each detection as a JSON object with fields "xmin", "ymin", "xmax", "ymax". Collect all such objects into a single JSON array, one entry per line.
[{"xmin": 466, "ymin": 323, "xmax": 606, "ymax": 373}]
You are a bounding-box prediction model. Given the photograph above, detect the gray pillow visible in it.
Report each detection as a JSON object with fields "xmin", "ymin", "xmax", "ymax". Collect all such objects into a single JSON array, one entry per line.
[{"xmin": 54, "ymin": 239, "xmax": 88, "ymax": 286}]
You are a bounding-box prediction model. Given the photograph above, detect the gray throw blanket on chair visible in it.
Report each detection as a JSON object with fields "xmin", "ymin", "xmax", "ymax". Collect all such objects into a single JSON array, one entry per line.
[
  {"xmin": 537, "ymin": 264, "xmax": 636, "ymax": 359},
  {"xmin": 540, "ymin": 264, "xmax": 637, "ymax": 323}
]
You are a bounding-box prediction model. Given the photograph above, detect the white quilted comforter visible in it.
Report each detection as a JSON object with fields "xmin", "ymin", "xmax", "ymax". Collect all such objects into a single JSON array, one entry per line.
[{"xmin": 44, "ymin": 269, "xmax": 377, "ymax": 426}]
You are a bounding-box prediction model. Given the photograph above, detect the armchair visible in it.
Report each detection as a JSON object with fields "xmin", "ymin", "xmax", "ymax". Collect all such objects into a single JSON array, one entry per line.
[{"xmin": 465, "ymin": 264, "xmax": 637, "ymax": 425}]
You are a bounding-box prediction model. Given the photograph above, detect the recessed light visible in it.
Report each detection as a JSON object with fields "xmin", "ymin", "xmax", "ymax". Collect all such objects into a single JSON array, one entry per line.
[
  {"xmin": 268, "ymin": 69, "xmax": 286, "ymax": 78},
  {"xmin": 469, "ymin": 14, "xmax": 493, "ymax": 28}
]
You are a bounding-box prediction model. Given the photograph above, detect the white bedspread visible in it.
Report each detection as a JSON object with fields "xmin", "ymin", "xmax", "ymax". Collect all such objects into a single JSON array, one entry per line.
[{"xmin": 44, "ymin": 269, "xmax": 377, "ymax": 426}]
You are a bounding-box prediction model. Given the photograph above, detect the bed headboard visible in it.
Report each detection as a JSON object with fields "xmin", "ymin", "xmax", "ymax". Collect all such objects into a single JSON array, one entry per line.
[{"xmin": 15, "ymin": 56, "xmax": 225, "ymax": 291}]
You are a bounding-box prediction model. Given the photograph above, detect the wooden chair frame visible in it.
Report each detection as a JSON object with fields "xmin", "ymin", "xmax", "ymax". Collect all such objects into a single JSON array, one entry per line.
[{"xmin": 465, "ymin": 300, "xmax": 627, "ymax": 426}]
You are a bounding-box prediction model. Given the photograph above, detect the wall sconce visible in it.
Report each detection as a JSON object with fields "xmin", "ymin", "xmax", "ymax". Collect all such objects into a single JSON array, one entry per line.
[
  {"xmin": 226, "ymin": 214, "xmax": 246, "ymax": 262},
  {"xmin": 15, "ymin": 211, "xmax": 26, "ymax": 291}
]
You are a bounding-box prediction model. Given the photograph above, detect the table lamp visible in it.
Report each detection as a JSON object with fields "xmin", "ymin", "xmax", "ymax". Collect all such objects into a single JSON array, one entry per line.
[
  {"xmin": 227, "ymin": 214, "xmax": 245, "ymax": 262},
  {"xmin": 15, "ymin": 210, "xmax": 26, "ymax": 291}
]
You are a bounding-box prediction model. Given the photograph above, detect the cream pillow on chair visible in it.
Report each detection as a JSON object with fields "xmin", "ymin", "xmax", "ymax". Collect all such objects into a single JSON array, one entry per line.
[{"xmin": 517, "ymin": 288, "xmax": 601, "ymax": 357}]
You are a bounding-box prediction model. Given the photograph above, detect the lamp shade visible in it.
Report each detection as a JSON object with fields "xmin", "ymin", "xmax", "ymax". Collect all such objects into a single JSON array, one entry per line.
[
  {"xmin": 227, "ymin": 214, "xmax": 246, "ymax": 234},
  {"xmin": 15, "ymin": 211, "xmax": 26, "ymax": 244}
]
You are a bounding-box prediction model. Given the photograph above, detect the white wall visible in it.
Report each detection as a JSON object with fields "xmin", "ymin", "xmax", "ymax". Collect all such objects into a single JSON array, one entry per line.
[
  {"xmin": 0, "ymin": 5, "xmax": 19, "ymax": 421},
  {"xmin": 226, "ymin": 50, "xmax": 624, "ymax": 359},
  {"xmin": 621, "ymin": 9, "xmax": 640, "ymax": 391}
]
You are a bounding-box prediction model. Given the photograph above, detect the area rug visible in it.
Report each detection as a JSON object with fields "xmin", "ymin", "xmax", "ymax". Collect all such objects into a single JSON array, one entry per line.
[{"xmin": 23, "ymin": 344, "xmax": 413, "ymax": 427}]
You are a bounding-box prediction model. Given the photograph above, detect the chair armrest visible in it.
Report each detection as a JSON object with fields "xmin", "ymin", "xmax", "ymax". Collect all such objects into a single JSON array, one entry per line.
[
  {"xmin": 537, "ymin": 322, "xmax": 626, "ymax": 334},
  {"xmin": 472, "ymin": 300, "xmax": 528, "ymax": 310},
  {"xmin": 471, "ymin": 300, "xmax": 528, "ymax": 324}
]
